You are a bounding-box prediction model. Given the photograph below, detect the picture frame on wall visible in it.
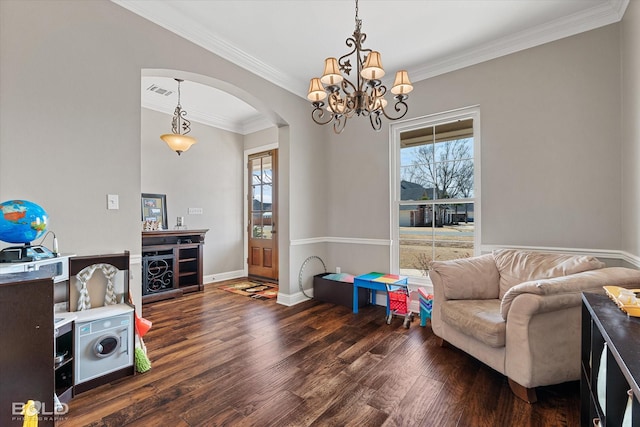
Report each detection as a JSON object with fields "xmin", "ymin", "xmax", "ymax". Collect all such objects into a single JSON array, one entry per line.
[{"xmin": 141, "ymin": 193, "xmax": 167, "ymax": 230}]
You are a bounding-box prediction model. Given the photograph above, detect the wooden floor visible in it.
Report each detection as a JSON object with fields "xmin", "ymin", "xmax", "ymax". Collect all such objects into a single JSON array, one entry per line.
[{"xmin": 58, "ymin": 280, "xmax": 580, "ymax": 426}]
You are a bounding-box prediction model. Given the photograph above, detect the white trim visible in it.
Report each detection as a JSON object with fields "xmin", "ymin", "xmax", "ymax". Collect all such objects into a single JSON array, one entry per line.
[
  {"xmin": 290, "ymin": 237, "xmax": 390, "ymax": 246},
  {"xmin": 276, "ymin": 290, "xmax": 312, "ymax": 307},
  {"xmin": 129, "ymin": 253, "xmax": 142, "ymax": 265},
  {"xmin": 203, "ymin": 269, "xmax": 246, "ymax": 284},
  {"xmin": 389, "ymin": 105, "xmax": 481, "ymax": 275},
  {"xmin": 410, "ymin": 1, "xmax": 627, "ymax": 83},
  {"xmin": 480, "ymin": 244, "xmax": 640, "ymax": 266},
  {"xmin": 114, "ymin": 0, "xmax": 627, "ymax": 100},
  {"xmin": 113, "ymin": 0, "xmax": 302, "ymax": 97},
  {"xmin": 290, "ymin": 237, "xmax": 326, "ymax": 246},
  {"xmin": 241, "ymin": 115, "xmax": 275, "ymax": 135},
  {"xmin": 142, "ymin": 102, "xmax": 272, "ymax": 135},
  {"xmin": 480, "ymin": 244, "xmax": 620, "ymax": 258},
  {"xmin": 620, "ymin": 251, "xmax": 640, "ymax": 268},
  {"xmin": 325, "ymin": 237, "xmax": 389, "ymax": 246}
]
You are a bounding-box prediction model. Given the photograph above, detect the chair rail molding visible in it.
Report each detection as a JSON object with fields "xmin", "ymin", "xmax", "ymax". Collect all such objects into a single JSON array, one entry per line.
[
  {"xmin": 290, "ymin": 236, "xmax": 390, "ymax": 246},
  {"xmin": 480, "ymin": 245, "xmax": 640, "ymax": 268}
]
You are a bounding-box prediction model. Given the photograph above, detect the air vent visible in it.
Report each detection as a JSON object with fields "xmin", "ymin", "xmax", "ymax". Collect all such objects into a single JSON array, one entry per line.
[{"xmin": 146, "ymin": 84, "xmax": 173, "ymax": 96}]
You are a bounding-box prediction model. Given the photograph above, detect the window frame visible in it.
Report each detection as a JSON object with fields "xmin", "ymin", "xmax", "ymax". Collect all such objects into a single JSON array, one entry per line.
[{"xmin": 390, "ymin": 106, "xmax": 482, "ymax": 284}]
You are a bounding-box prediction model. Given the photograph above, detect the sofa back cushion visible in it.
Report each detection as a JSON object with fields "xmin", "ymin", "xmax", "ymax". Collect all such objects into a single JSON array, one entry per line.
[
  {"xmin": 493, "ymin": 249, "xmax": 605, "ymax": 298},
  {"xmin": 430, "ymin": 253, "xmax": 500, "ymax": 300}
]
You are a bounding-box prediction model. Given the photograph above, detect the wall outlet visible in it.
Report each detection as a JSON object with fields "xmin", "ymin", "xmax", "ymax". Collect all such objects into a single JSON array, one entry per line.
[
  {"xmin": 188, "ymin": 207, "xmax": 203, "ymax": 215},
  {"xmin": 336, "ymin": 267, "xmax": 341, "ymax": 273}
]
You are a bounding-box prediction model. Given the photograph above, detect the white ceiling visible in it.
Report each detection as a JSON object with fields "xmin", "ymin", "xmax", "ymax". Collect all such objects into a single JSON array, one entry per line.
[{"xmin": 120, "ymin": 0, "xmax": 628, "ymax": 135}]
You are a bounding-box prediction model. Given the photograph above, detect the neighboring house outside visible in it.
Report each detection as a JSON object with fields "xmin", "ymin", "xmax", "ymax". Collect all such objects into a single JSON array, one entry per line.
[
  {"xmin": 252, "ymin": 198, "xmax": 272, "ymax": 226},
  {"xmin": 399, "ymin": 180, "xmax": 474, "ymax": 227}
]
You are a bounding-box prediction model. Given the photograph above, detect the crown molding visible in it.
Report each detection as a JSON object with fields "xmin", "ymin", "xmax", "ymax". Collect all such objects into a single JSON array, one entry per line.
[
  {"xmin": 240, "ymin": 115, "xmax": 275, "ymax": 135},
  {"xmin": 142, "ymin": 100, "xmax": 271, "ymax": 135},
  {"xmin": 410, "ymin": 0, "xmax": 628, "ymax": 82},
  {"xmin": 611, "ymin": 0, "xmax": 630, "ymax": 20},
  {"xmin": 115, "ymin": 0, "xmax": 628, "ymax": 100},
  {"xmin": 113, "ymin": 0, "xmax": 302, "ymax": 97}
]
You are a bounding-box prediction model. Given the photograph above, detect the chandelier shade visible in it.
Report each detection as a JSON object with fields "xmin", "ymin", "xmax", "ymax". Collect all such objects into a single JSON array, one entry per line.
[
  {"xmin": 307, "ymin": 0, "xmax": 413, "ymax": 134},
  {"xmin": 307, "ymin": 78, "xmax": 327, "ymax": 102},
  {"xmin": 161, "ymin": 78, "xmax": 197, "ymax": 156},
  {"xmin": 361, "ymin": 51, "xmax": 384, "ymax": 80},
  {"xmin": 321, "ymin": 58, "xmax": 343, "ymax": 86},
  {"xmin": 391, "ymin": 70, "xmax": 414, "ymax": 95}
]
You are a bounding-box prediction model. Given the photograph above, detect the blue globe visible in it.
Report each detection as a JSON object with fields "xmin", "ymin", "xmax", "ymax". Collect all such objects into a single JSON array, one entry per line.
[{"xmin": 0, "ymin": 200, "xmax": 48, "ymax": 244}]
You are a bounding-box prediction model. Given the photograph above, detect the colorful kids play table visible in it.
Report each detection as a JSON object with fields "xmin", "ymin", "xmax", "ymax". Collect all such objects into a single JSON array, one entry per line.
[{"xmin": 352, "ymin": 272, "xmax": 408, "ymax": 314}]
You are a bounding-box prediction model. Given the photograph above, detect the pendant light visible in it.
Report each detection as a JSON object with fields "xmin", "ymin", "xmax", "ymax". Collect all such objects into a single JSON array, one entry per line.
[{"xmin": 160, "ymin": 78, "xmax": 197, "ymax": 155}]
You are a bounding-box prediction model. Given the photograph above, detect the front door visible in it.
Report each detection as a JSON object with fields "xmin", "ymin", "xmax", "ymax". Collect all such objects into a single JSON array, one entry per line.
[{"xmin": 247, "ymin": 150, "xmax": 278, "ymax": 280}]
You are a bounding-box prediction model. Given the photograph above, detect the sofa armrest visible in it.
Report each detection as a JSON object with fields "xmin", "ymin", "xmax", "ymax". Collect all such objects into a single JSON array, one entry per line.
[
  {"xmin": 505, "ymin": 293, "xmax": 584, "ymax": 388},
  {"xmin": 500, "ymin": 267, "xmax": 640, "ymax": 320}
]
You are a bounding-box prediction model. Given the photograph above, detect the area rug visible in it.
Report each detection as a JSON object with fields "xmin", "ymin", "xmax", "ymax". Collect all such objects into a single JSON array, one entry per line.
[{"xmin": 218, "ymin": 281, "xmax": 278, "ymax": 300}]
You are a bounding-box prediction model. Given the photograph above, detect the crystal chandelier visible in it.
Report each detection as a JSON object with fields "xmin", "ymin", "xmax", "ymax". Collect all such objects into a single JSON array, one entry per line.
[
  {"xmin": 160, "ymin": 78, "xmax": 197, "ymax": 155},
  {"xmin": 307, "ymin": 0, "xmax": 413, "ymax": 134}
]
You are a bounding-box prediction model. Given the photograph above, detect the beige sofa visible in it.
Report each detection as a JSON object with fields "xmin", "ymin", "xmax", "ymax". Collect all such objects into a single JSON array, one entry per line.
[{"xmin": 429, "ymin": 249, "xmax": 640, "ymax": 403}]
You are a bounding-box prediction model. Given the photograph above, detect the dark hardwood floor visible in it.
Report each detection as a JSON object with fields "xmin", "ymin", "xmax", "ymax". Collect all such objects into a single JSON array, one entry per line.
[{"xmin": 58, "ymin": 279, "xmax": 580, "ymax": 426}]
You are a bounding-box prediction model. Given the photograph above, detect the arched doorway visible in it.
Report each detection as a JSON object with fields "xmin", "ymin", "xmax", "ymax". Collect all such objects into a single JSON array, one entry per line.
[{"xmin": 141, "ymin": 69, "xmax": 287, "ymax": 287}]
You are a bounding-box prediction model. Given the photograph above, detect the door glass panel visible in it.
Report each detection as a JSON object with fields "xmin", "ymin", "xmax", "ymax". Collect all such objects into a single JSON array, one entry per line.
[{"xmin": 250, "ymin": 153, "xmax": 273, "ymax": 240}]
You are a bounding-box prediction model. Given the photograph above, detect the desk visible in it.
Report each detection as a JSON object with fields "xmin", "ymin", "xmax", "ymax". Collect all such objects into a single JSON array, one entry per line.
[{"xmin": 353, "ymin": 272, "xmax": 408, "ymax": 314}]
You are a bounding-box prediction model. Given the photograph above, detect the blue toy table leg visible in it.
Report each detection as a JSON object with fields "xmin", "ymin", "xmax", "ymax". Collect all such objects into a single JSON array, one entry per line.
[
  {"xmin": 420, "ymin": 305, "xmax": 428, "ymax": 326},
  {"xmin": 353, "ymin": 285, "xmax": 359, "ymax": 313},
  {"xmin": 418, "ymin": 288, "xmax": 433, "ymax": 327}
]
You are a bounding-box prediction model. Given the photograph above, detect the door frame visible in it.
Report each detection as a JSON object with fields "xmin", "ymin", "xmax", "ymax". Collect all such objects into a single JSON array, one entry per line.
[{"xmin": 243, "ymin": 143, "xmax": 279, "ymax": 279}]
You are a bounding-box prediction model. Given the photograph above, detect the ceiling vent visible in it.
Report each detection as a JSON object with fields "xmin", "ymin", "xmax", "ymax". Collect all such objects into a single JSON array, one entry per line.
[{"xmin": 146, "ymin": 84, "xmax": 173, "ymax": 96}]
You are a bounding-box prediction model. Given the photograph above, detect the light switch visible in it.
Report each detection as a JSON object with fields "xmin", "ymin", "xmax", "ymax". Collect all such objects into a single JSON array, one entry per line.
[{"xmin": 107, "ymin": 194, "xmax": 119, "ymax": 210}]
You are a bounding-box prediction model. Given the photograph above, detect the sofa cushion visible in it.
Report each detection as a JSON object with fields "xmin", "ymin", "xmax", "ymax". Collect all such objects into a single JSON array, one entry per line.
[
  {"xmin": 429, "ymin": 253, "xmax": 500, "ymax": 300},
  {"xmin": 440, "ymin": 299, "xmax": 505, "ymax": 348},
  {"xmin": 493, "ymin": 249, "xmax": 605, "ymax": 298}
]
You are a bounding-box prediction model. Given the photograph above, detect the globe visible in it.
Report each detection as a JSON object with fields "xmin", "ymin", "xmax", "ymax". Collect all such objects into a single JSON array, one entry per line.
[{"xmin": 0, "ymin": 200, "xmax": 48, "ymax": 244}]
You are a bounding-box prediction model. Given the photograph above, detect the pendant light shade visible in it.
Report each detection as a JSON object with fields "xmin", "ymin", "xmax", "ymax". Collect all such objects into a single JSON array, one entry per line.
[{"xmin": 160, "ymin": 133, "xmax": 197, "ymax": 156}]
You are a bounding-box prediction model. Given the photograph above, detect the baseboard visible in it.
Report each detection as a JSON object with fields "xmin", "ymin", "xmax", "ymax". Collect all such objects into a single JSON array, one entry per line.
[
  {"xmin": 277, "ymin": 290, "xmax": 312, "ymax": 306},
  {"xmin": 204, "ymin": 269, "xmax": 245, "ymax": 284}
]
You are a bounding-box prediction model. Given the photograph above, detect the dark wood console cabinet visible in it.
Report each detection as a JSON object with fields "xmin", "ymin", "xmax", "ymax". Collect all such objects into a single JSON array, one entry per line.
[
  {"xmin": 581, "ymin": 292, "xmax": 640, "ymax": 426},
  {"xmin": 0, "ymin": 271, "xmax": 56, "ymax": 427},
  {"xmin": 142, "ymin": 229, "xmax": 208, "ymax": 304}
]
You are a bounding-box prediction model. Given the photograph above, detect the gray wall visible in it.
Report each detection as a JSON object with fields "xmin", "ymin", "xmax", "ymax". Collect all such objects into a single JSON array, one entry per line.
[
  {"xmin": 621, "ymin": 1, "xmax": 640, "ymax": 258},
  {"xmin": 142, "ymin": 108, "xmax": 245, "ymax": 276},
  {"xmin": 323, "ymin": 23, "xmax": 632, "ymax": 275},
  {"xmin": 0, "ymin": 0, "xmax": 327, "ymax": 308}
]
